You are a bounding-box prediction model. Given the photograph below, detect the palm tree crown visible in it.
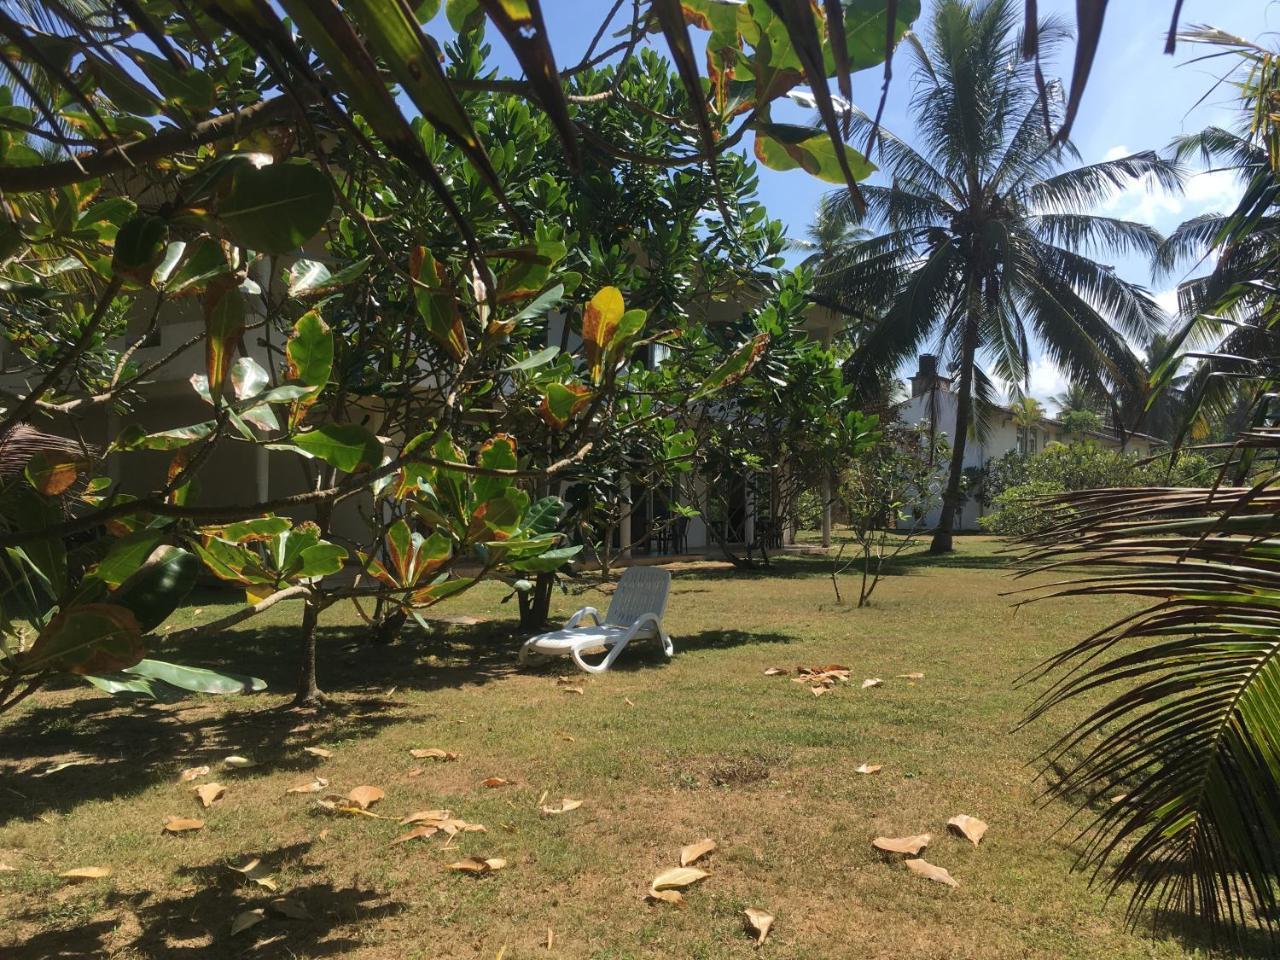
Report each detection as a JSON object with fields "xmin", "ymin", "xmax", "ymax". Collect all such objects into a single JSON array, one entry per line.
[{"xmin": 817, "ymin": 0, "xmax": 1181, "ymax": 551}]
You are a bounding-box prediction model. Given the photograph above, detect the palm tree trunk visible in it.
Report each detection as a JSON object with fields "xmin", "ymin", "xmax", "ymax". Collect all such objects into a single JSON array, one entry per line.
[{"xmin": 931, "ymin": 327, "xmax": 977, "ymax": 554}]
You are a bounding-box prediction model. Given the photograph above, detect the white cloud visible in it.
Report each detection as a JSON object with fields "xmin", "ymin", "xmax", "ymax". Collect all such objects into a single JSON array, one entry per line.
[
  {"xmin": 993, "ymin": 356, "xmax": 1068, "ymax": 409},
  {"xmin": 1154, "ymin": 287, "xmax": 1180, "ymax": 318},
  {"xmin": 1094, "ymin": 145, "xmax": 1241, "ymax": 230}
]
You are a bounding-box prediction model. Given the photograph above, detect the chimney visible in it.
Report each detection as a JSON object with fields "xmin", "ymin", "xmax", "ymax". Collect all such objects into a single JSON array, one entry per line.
[{"xmin": 910, "ymin": 353, "xmax": 950, "ymax": 398}]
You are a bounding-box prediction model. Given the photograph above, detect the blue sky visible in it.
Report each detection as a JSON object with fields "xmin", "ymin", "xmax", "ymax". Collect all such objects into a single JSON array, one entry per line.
[{"xmin": 460, "ymin": 1, "xmax": 1278, "ymax": 410}]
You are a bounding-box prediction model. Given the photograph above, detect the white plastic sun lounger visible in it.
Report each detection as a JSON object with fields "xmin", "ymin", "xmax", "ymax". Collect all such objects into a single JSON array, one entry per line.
[{"xmin": 518, "ymin": 566, "xmax": 673, "ymax": 673}]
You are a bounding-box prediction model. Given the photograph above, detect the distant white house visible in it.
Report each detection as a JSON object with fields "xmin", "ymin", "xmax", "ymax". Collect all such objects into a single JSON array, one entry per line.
[{"xmin": 896, "ymin": 354, "xmax": 1163, "ymax": 530}]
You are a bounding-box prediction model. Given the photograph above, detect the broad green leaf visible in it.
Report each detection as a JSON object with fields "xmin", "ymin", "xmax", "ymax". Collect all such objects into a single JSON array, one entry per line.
[
  {"xmin": 446, "ymin": 0, "xmax": 483, "ymax": 32},
  {"xmin": 124, "ymin": 659, "xmax": 267, "ymax": 694},
  {"xmin": 540, "ymin": 382, "xmax": 592, "ymax": 429},
  {"xmin": 112, "ymin": 545, "xmax": 198, "ymax": 632},
  {"xmin": 474, "ymin": 434, "xmax": 517, "ymax": 503},
  {"xmin": 18, "ymin": 603, "xmax": 144, "ymax": 675},
  {"xmin": 208, "ymin": 517, "xmax": 292, "ymax": 543},
  {"xmin": 496, "ymin": 240, "xmax": 566, "ymax": 303},
  {"xmin": 286, "ymin": 311, "xmax": 333, "ymax": 389},
  {"xmin": 503, "ymin": 345, "xmax": 560, "ymax": 372},
  {"xmin": 297, "ymin": 541, "xmax": 348, "ymax": 578},
  {"xmin": 293, "ymin": 424, "xmax": 383, "ymax": 473},
  {"xmin": 523, "ymin": 496, "xmax": 565, "ymax": 536},
  {"xmin": 409, "ymin": 576, "xmax": 475, "ymax": 608},
  {"xmin": 831, "ymin": 0, "xmax": 920, "ymax": 74},
  {"xmin": 230, "ymin": 356, "xmax": 270, "ymax": 402},
  {"xmin": 161, "ymin": 236, "xmax": 231, "ymax": 295},
  {"xmin": 85, "ymin": 672, "xmax": 185, "ymax": 701},
  {"xmin": 507, "ymin": 544, "xmax": 582, "ymax": 573},
  {"xmin": 410, "ymin": 246, "xmax": 468, "ymax": 361},
  {"xmin": 219, "ymin": 161, "xmax": 334, "ymax": 254},
  {"xmin": 693, "ymin": 332, "xmax": 770, "ymax": 399},
  {"xmin": 203, "ymin": 282, "xmax": 245, "ymax": 397},
  {"xmin": 112, "ymin": 214, "xmax": 168, "ymax": 286},
  {"xmin": 753, "ymin": 121, "xmax": 874, "ymax": 184},
  {"xmin": 509, "ymin": 283, "xmax": 564, "ymax": 324},
  {"xmin": 116, "ymin": 421, "xmax": 217, "ymax": 451},
  {"xmin": 91, "ymin": 529, "xmax": 165, "ymax": 588}
]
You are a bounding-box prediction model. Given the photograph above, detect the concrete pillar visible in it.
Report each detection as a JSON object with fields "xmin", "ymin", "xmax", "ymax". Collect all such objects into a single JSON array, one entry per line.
[{"xmin": 821, "ymin": 471, "xmax": 832, "ymax": 548}]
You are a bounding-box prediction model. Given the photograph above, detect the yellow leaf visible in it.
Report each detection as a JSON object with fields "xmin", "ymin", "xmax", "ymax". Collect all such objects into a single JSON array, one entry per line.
[
  {"xmin": 905, "ymin": 857, "xmax": 958, "ymax": 887},
  {"xmin": 163, "ymin": 817, "xmax": 205, "ymax": 833},
  {"xmin": 540, "ymin": 798, "xmax": 583, "ymax": 815},
  {"xmin": 60, "ymin": 866, "xmax": 111, "ymax": 882},
  {"xmin": 582, "ymin": 286, "xmax": 625, "ymax": 384},
  {"xmin": 646, "ymin": 888, "xmax": 684, "ymax": 905},
  {"xmin": 304, "ymin": 746, "xmax": 333, "ymax": 758},
  {"xmin": 679, "ymin": 839, "xmax": 716, "ymax": 867},
  {"xmin": 408, "ymin": 748, "xmax": 458, "ymax": 761},
  {"xmin": 946, "ymin": 814, "xmax": 988, "ymax": 846},
  {"xmin": 872, "ymin": 834, "xmax": 930, "ymax": 856},
  {"xmin": 346, "ymin": 785, "xmax": 384, "ymax": 810},
  {"xmin": 744, "ymin": 907, "xmax": 774, "ymax": 944},
  {"xmin": 223, "ymin": 755, "xmax": 255, "ymax": 769},
  {"xmin": 650, "ymin": 866, "xmax": 709, "ymax": 891},
  {"xmin": 194, "ymin": 783, "xmax": 225, "ymax": 808},
  {"xmin": 230, "ymin": 908, "xmax": 265, "ymax": 936}
]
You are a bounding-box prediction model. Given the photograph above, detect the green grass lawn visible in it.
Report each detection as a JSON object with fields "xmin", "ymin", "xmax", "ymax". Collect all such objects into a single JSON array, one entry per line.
[{"xmin": 0, "ymin": 536, "xmax": 1233, "ymax": 958}]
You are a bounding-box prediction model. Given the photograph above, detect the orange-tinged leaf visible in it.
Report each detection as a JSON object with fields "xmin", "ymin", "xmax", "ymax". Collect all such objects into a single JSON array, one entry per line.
[
  {"xmin": 744, "ymin": 907, "xmax": 774, "ymax": 944},
  {"xmin": 482, "ymin": 777, "xmax": 513, "ymax": 788},
  {"xmin": 650, "ymin": 866, "xmax": 709, "ymax": 891},
  {"xmin": 582, "ymin": 286, "xmax": 625, "ymax": 384},
  {"xmin": 391, "ymin": 824, "xmax": 438, "ymax": 845},
  {"xmin": 947, "ymin": 814, "xmax": 988, "ymax": 846},
  {"xmin": 179, "ymin": 765, "xmax": 210, "ymax": 783},
  {"xmin": 679, "ymin": 839, "xmax": 716, "ymax": 867},
  {"xmin": 60, "ymin": 866, "xmax": 111, "ymax": 881},
  {"xmin": 346, "ymin": 785, "xmax": 384, "ymax": 810},
  {"xmin": 163, "ymin": 817, "xmax": 205, "ymax": 833},
  {"xmin": 855, "ymin": 763, "xmax": 882, "ymax": 775},
  {"xmin": 872, "ymin": 834, "xmax": 930, "ymax": 856},
  {"xmin": 408, "ymin": 748, "xmax": 459, "ymax": 761},
  {"xmin": 194, "ymin": 783, "xmax": 225, "ymax": 808},
  {"xmin": 905, "ymin": 857, "xmax": 958, "ymax": 887}
]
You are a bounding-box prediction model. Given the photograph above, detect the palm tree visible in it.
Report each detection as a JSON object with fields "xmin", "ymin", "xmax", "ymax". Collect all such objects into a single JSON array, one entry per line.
[
  {"xmin": 1008, "ymin": 394, "xmax": 1044, "ymax": 453},
  {"xmin": 1051, "ymin": 381, "xmax": 1099, "ymax": 417},
  {"xmin": 819, "ymin": 0, "xmax": 1180, "ymax": 552},
  {"xmin": 791, "ymin": 195, "xmax": 872, "ymax": 278}
]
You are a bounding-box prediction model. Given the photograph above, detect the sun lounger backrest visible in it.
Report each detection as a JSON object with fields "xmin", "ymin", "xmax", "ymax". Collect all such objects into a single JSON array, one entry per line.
[{"xmin": 604, "ymin": 566, "xmax": 671, "ymax": 627}]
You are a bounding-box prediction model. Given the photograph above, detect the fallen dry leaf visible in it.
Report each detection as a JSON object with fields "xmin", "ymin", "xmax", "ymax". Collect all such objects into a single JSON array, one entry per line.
[
  {"xmin": 905, "ymin": 857, "xmax": 958, "ymax": 887},
  {"xmin": 448, "ymin": 857, "xmax": 506, "ymax": 874},
  {"xmin": 947, "ymin": 814, "xmax": 988, "ymax": 846},
  {"xmin": 400, "ymin": 809, "xmax": 452, "ymax": 825},
  {"xmin": 562, "ymin": 686, "xmax": 584, "ymax": 695},
  {"xmin": 391, "ymin": 824, "xmax": 439, "ymax": 845},
  {"xmin": 647, "ymin": 888, "xmax": 685, "ymax": 905},
  {"xmin": 540, "ymin": 798, "xmax": 583, "ymax": 815},
  {"xmin": 744, "ymin": 907, "xmax": 774, "ymax": 945},
  {"xmin": 346, "ymin": 785, "xmax": 384, "ymax": 810},
  {"xmin": 855, "ymin": 763, "xmax": 882, "ymax": 775},
  {"xmin": 406, "ymin": 767, "xmax": 425, "ymax": 778},
  {"xmin": 269, "ymin": 897, "xmax": 311, "ymax": 920},
  {"xmin": 763, "ymin": 667, "xmax": 787, "ymax": 676},
  {"xmin": 811, "ymin": 686, "xmax": 828, "ymax": 697},
  {"xmin": 482, "ymin": 777, "xmax": 513, "ymax": 789},
  {"xmin": 0, "ymin": 863, "xmax": 15, "ymax": 873},
  {"xmin": 194, "ymin": 783, "xmax": 225, "ymax": 808},
  {"xmin": 896, "ymin": 672, "xmax": 925, "ymax": 680},
  {"xmin": 286, "ymin": 777, "xmax": 329, "ymax": 795},
  {"xmin": 227, "ymin": 857, "xmax": 277, "ymax": 889},
  {"xmin": 560, "ymin": 734, "xmax": 575, "ymax": 742},
  {"xmin": 408, "ymin": 748, "xmax": 459, "ymax": 761},
  {"xmin": 872, "ymin": 834, "xmax": 930, "ymax": 856},
  {"xmin": 315, "ymin": 795, "xmax": 383, "ymax": 818},
  {"xmin": 59, "ymin": 866, "xmax": 111, "ymax": 882},
  {"xmin": 304, "ymin": 746, "xmax": 333, "ymax": 759},
  {"xmin": 230, "ymin": 908, "xmax": 265, "ymax": 936},
  {"xmin": 178, "ymin": 765, "xmax": 209, "ymax": 783},
  {"xmin": 223, "ymin": 755, "xmax": 255, "ymax": 769},
  {"xmin": 861, "ymin": 678, "xmax": 883, "ymax": 689},
  {"xmin": 163, "ymin": 817, "xmax": 205, "ymax": 834},
  {"xmin": 679, "ymin": 839, "xmax": 716, "ymax": 867},
  {"xmin": 624, "ymin": 697, "xmax": 635, "ymax": 707},
  {"xmin": 650, "ymin": 866, "xmax": 709, "ymax": 891}
]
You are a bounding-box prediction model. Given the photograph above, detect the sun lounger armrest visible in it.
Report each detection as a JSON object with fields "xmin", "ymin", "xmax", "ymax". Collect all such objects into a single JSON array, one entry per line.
[
  {"xmin": 565, "ymin": 606, "xmax": 601, "ymax": 628},
  {"xmin": 625, "ymin": 612, "xmax": 662, "ymax": 639}
]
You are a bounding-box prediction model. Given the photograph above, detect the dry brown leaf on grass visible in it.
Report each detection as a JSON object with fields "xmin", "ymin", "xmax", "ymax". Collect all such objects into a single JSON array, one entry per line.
[
  {"xmin": 647, "ymin": 888, "xmax": 685, "ymax": 905},
  {"xmin": 811, "ymin": 686, "xmax": 828, "ymax": 697},
  {"xmin": 650, "ymin": 866, "xmax": 709, "ymax": 891},
  {"xmin": 194, "ymin": 783, "xmax": 225, "ymax": 808},
  {"xmin": 286, "ymin": 777, "xmax": 328, "ymax": 795},
  {"xmin": 230, "ymin": 908, "xmax": 265, "ymax": 936},
  {"xmin": 855, "ymin": 763, "xmax": 882, "ymax": 775},
  {"xmin": 861, "ymin": 678, "xmax": 883, "ymax": 689},
  {"xmin": 163, "ymin": 817, "xmax": 204, "ymax": 834},
  {"xmin": 896, "ymin": 672, "xmax": 925, "ymax": 680},
  {"xmin": 178, "ymin": 765, "xmax": 209, "ymax": 783},
  {"xmin": 763, "ymin": 667, "xmax": 787, "ymax": 676},
  {"xmin": 223, "ymin": 755, "xmax": 255, "ymax": 769},
  {"xmin": 269, "ymin": 897, "xmax": 310, "ymax": 920},
  {"xmin": 227, "ymin": 858, "xmax": 277, "ymax": 890},
  {"xmin": 482, "ymin": 777, "xmax": 513, "ymax": 789},
  {"xmin": 315, "ymin": 795, "xmax": 383, "ymax": 818},
  {"xmin": 438, "ymin": 818, "xmax": 487, "ymax": 836},
  {"xmin": 304, "ymin": 746, "xmax": 333, "ymax": 759},
  {"xmin": 679, "ymin": 839, "xmax": 716, "ymax": 866},
  {"xmin": 448, "ymin": 857, "xmax": 507, "ymax": 874},
  {"xmin": 400, "ymin": 809, "xmax": 451, "ymax": 825},
  {"xmin": 624, "ymin": 697, "xmax": 635, "ymax": 707},
  {"xmin": 947, "ymin": 814, "xmax": 988, "ymax": 846},
  {"xmin": 408, "ymin": 748, "xmax": 458, "ymax": 761},
  {"xmin": 744, "ymin": 907, "xmax": 774, "ymax": 944},
  {"xmin": 391, "ymin": 824, "xmax": 439, "ymax": 845},
  {"xmin": 0, "ymin": 863, "xmax": 15, "ymax": 873},
  {"xmin": 406, "ymin": 767, "xmax": 425, "ymax": 778},
  {"xmin": 540, "ymin": 798, "xmax": 583, "ymax": 815},
  {"xmin": 560, "ymin": 734, "xmax": 575, "ymax": 742},
  {"xmin": 346, "ymin": 785, "xmax": 384, "ymax": 810},
  {"xmin": 60, "ymin": 866, "xmax": 111, "ymax": 881},
  {"xmin": 562, "ymin": 686, "xmax": 584, "ymax": 695},
  {"xmin": 905, "ymin": 857, "xmax": 958, "ymax": 887},
  {"xmin": 872, "ymin": 834, "xmax": 930, "ymax": 856}
]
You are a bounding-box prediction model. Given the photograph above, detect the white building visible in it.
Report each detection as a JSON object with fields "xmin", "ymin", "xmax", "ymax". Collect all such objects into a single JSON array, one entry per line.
[{"xmin": 896, "ymin": 354, "xmax": 1163, "ymax": 530}]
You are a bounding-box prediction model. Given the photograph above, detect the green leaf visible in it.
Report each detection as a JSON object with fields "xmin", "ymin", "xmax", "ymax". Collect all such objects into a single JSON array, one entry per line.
[
  {"xmin": 111, "ymin": 545, "xmax": 198, "ymax": 632},
  {"xmin": 160, "ymin": 236, "xmax": 232, "ymax": 295},
  {"xmin": 539, "ymin": 382, "xmax": 592, "ymax": 429},
  {"xmin": 503, "ymin": 345, "xmax": 560, "ymax": 372},
  {"xmin": 124, "ymin": 659, "xmax": 267, "ymax": 694},
  {"xmin": 18, "ymin": 604, "xmax": 144, "ymax": 675},
  {"xmin": 293, "ymin": 423, "xmax": 383, "ymax": 473},
  {"xmin": 219, "ymin": 161, "xmax": 334, "ymax": 254},
  {"xmin": 91, "ymin": 529, "xmax": 166, "ymax": 588},
  {"xmin": 112, "ymin": 214, "xmax": 168, "ymax": 286},
  {"xmin": 753, "ymin": 122, "xmax": 874, "ymax": 184},
  {"xmin": 203, "ymin": 283, "xmax": 245, "ymax": 397},
  {"xmin": 474, "ymin": 434, "xmax": 517, "ymax": 503},
  {"xmin": 286, "ymin": 310, "xmax": 333, "ymax": 389},
  {"xmin": 523, "ymin": 496, "xmax": 565, "ymax": 536},
  {"xmin": 507, "ymin": 544, "xmax": 581, "ymax": 572},
  {"xmin": 210, "ymin": 517, "xmax": 292, "ymax": 543},
  {"xmin": 297, "ymin": 541, "xmax": 348, "ymax": 578},
  {"xmin": 693, "ymin": 332, "xmax": 770, "ymax": 399}
]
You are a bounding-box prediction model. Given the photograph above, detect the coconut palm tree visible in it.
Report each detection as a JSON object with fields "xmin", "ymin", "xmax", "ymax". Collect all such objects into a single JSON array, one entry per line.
[
  {"xmin": 1008, "ymin": 394, "xmax": 1044, "ymax": 453},
  {"xmin": 818, "ymin": 0, "xmax": 1180, "ymax": 552},
  {"xmin": 1051, "ymin": 381, "xmax": 1100, "ymax": 417},
  {"xmin": 791, "ymin": 195, "xmax": 872, "ymax": 278}
]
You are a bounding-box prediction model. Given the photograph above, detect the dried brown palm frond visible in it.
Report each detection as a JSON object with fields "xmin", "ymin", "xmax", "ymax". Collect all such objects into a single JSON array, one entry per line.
[{"xmin": 0, "ymin": 423, "xmax": 91, "ymax": 480}]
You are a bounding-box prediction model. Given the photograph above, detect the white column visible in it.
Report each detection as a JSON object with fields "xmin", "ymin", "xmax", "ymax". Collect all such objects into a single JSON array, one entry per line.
[
  {"xmin": 619, "ymin": 481, "xmax": 632, "ymax": 559},
  {"xmin": 820, "ymin": 472, "xmax": 832, "ymax": 548}
]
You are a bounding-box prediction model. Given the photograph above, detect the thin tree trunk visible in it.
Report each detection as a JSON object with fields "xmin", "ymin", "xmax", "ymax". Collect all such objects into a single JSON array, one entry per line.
[
  {"xmin": 294, "ymin": 597, "xmax": 321, "ymax": 704},
  {"xmin": 931, "ymin": 327, "xmax": 977, "ymax": 554}
]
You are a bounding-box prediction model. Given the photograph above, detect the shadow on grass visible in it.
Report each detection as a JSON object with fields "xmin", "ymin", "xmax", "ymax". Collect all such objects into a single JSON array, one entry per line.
[
  {"xmin": 671, "ymin": 546, "xmax": 1016, "ymax": 584},
  {"xmin": 7, "ymin": 842, "xmax": 404, "ymax": 959}
]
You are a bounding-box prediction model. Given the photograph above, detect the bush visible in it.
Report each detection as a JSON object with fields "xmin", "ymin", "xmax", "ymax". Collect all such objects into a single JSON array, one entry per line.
[{"xmin": 791, "ymin": 488, "xmax": 824, "ymax": 530}]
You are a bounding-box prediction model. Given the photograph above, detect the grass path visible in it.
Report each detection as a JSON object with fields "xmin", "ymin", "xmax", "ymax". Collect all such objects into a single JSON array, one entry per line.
[{"xmin": 0, "ymin": 538, "xmax": 1225, "ymax": 958}]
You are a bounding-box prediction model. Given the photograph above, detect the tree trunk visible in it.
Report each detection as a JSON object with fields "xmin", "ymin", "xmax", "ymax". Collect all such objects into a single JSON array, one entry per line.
[
  {"xmin": 517, "ymin": 572, "xmax": 555, "ymax": 630},
  {"xmin": 294, "ymin": 598, "xmax": 322, "ymax": 704},
  {"xmin": 931, "ymin": 328, "xmax": 977, "ymax": 554}
]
